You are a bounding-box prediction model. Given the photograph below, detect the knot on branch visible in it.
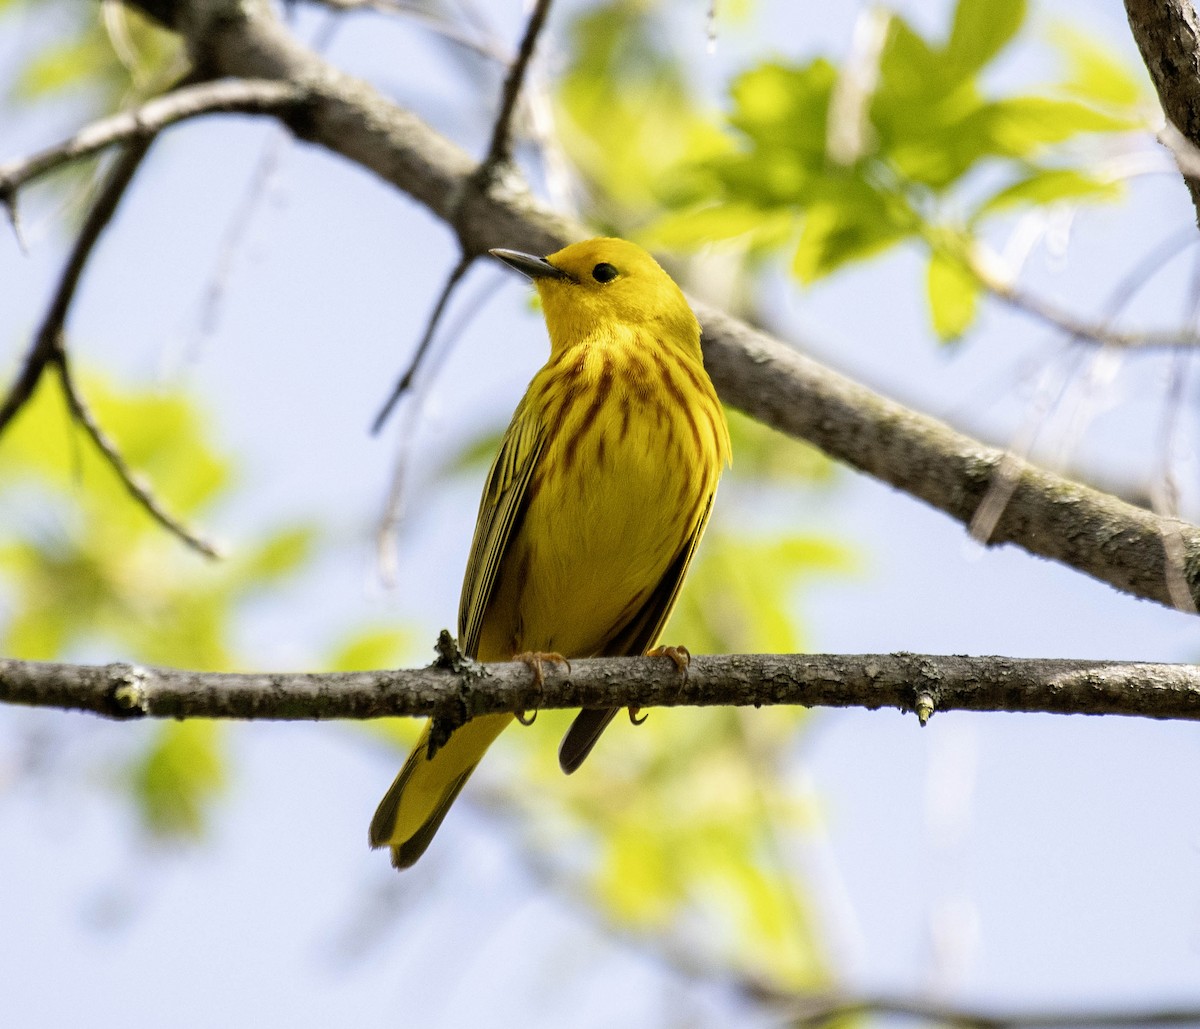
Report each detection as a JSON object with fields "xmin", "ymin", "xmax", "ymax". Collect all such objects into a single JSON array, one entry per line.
[
  {"xmin": 108, "ymin": 664, "xmax": 149, "ymax": 718},
  {"xmin": 426, "ymin": 630, "xmax": 489, "ymax": 756},
  {"xmin": 901, "ymin": 653, "xmax": 942, "ymax": 726}
]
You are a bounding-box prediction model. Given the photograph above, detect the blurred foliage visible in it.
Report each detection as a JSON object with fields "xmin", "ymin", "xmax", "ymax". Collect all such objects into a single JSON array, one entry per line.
[
  {"xmin": 0, "ymin": 372, "xmax": 316, "ymax": 839},
  {"xmin": 5, "ymin": 0, "xmax": 181, "ymax": 113},
  {"xmin": 556, "ymin": 0, "xmax": 1148, "ymax": 342},
  {"xmin": 0, "ymin": 0, "xmax": 1163, "ymax": 1003}
]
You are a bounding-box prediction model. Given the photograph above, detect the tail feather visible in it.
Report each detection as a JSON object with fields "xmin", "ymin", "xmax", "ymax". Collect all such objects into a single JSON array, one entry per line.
[
  {"xmin": 558, "ymin": 707, "xmax": 619, "ymax": 774},
  {"xmin": 370, "ymin": 713, "xmax": 512, "ymax": 867}
]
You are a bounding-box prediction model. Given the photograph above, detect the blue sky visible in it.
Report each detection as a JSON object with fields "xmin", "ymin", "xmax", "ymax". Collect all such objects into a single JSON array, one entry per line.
[{"xmin": 3, "ymin": 1, "xmax": 1200, "ymax": 1025}]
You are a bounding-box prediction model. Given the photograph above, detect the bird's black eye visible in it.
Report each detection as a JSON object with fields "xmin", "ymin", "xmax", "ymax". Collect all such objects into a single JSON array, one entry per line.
[{"xmin": 592, "ymin": 262, "xmax": 619, "ymax": 283}]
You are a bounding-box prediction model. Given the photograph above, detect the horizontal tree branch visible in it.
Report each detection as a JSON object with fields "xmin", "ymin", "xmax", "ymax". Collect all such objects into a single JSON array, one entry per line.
[
  {"xmin": 781, "ymin": 993, "xmax": 1200, "ymax": 1029},
  {"xmin": 104, "ymin": 0, "xmax": 1200, "ymax": 617},
  {"xmin": 5, "ymin": 646, "xmax": 1200, "ymax": 723},
  {"xmin": 0, "ymin": 78, "xmax": 306, "ymax": 201}
]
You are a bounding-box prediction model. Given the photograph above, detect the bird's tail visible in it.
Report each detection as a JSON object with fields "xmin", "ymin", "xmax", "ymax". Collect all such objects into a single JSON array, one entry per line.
[{"xmin": 369, "ymin": 713, "xmax": 512, "ymax": 868}]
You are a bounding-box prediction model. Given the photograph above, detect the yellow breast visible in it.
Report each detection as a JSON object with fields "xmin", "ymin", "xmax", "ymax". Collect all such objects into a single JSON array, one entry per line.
[{"xmin": 474, "ymin": 329, "xmax": 728, "ymax": 662}]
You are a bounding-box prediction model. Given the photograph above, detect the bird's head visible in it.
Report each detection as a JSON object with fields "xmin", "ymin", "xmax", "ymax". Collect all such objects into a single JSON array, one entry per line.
[{"xmin": 490, "ymin": 238, "xmax": 700, "ymax": 357}]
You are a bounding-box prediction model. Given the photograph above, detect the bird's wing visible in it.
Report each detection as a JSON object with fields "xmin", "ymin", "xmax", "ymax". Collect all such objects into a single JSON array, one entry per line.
[
  {"xmin": 458, "ymin": 405, "xmax": 546, "ymax": 658},
  {"xmin": 558, "ymin": 492, "xmax": 716, "ymax": 773}
]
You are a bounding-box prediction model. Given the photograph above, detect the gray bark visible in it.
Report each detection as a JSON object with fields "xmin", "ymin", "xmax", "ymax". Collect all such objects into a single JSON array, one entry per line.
[{"xmin": 5, "ymin": 648, "xmax": 1200, "ymax": 724}]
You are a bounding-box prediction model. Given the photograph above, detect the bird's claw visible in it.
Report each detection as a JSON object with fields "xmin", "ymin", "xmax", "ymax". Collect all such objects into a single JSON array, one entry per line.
[
  {"xmin": 648, "ymin": 644, "xmax": 691, "ymax": 679},
  {"xmin": 628, "ymin": 706, "xmax": 648, "ymax": 726},
  {"xmin": 514, "ymin": 650, "xmax": 572, "ymax": 687},
  {"xmin": 515, "ymin": 708, "xmax": 538, "ymax": 726}
]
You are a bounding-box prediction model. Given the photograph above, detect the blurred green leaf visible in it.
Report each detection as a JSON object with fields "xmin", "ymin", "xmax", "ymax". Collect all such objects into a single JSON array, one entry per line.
[
  {"xmin": 945, "ymin": 0, "xmax": 1028, "ymax": 80},
  {"xmin": 973, "ymin": 167, "xmax": 1121, "ymax": 219},
  {"xmin": 977, "ymin": 96, "xmax": 1137, "ymax": 155},
  {"xmin": 14, "ymin": 36, "xmax": 108, "ymax": 99},
  {"xmin": 726, "ymin": 59, "xmax": 836, "ymax": 170},
  {"xmin": 555, "ymin": 0, "xmax": 726, "ymax": 218},
  {"xmin": 0, "ymin": 369, "xmax": 321, "ymax": 839},
  {"xmin": 238, "ymin": 526, "xmax": 317, "ymax": 584},
  {"xmin": 10, "ymin": 2, "xmax": 180, "ymax": 111},
  {"xmin": 927, "ymin": 247, "xmax": 982, "ymax": 341},
  {"xmin": 1052, "ymin": 23, "xmax": 1146, "ymax": 111},
  {"xmin": 327, "ymin": 626, "xmax": 411, "ymax": 673},
  {"xmin": 129, "ymin": 721, "xmax": 226, "ymax": 839},
  {"xmin": 645, "ymin": 202, "xmax": 795, "ymax": 252},
  {"xmin": 669, "ymin": 529, "xmax": 854, "ymax": 656},
  {"xmin": 793, "ymin": 179, "xmax": 915, "ymax": 282}
]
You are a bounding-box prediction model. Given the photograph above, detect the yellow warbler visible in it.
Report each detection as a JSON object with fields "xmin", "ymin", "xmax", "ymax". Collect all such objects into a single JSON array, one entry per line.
[{"xmin": 369, "ymin": 237, "xmax": 731, "ymax": 868}]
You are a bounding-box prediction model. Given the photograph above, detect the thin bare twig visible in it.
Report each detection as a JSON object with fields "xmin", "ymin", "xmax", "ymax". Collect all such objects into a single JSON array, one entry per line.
[
  {"xmin": 187, "ymin": 130, "xmax": 291, "ymax": 360},
  {"xmin": 0, "ymin": 79, "xmax": 305, "ymax": 200},
  {"xmin": 54, "ymin": 357, "xmax": 223, "ymax": 558},
  {"xmin": 482, "ymin": 0, "xmax": 554, "ymax": 171},
  {"xmin": 969, "ymin": 229, "xmax": 1200, "ymax": 545},
  {"xmin": 371, "ymin": 252, "xmax": 475, "ymax": 434},
  {"xmin": 0, "ymin": 137, "xmax": 154, "ymax": 438},
  {"xmin": 306, "ymin": 0, "xmax": 510, "ymax": 62},
  {"xmin": 2, "ymin": 193, "xmax": 28, "ymax": 254},
  {"xmin": 370, "ymin": 0, "xmax": 550, "ymax": 438},
  {"xmin": 0, "ymin": 73, "xmax": 222, "ymax": 559},
  {"xmin": 1147, "ymin": 245, "xmax": 1200, "ymax": 613},
  {"xmin": 375, "ymin": 267, "xmax": 507, "ymax": 583},
  {"xmin": 967, "ymin": 239, "xmax": 1200, "ymax": 350}
]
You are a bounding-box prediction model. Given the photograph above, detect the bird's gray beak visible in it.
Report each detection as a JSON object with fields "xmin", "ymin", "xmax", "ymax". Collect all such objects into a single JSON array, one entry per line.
[{"xmin": 489, "ymin": 248, "xmax": 572, "ymax": 281}]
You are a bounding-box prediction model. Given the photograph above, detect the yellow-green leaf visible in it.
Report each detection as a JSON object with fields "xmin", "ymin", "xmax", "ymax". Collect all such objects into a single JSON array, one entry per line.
[
  {"xmin": 927, "ymin": 249, "xmax": 982, "ymax": 340},
  {"xmin": 1052, "ymin": 23, "xmax": 1147, "ymax": 112},
  {"xmin": 129, "ymin": 721, "xmax": 226, "ymax": 839},
  {"xmin": 945, "ymin": 0, "xmax": 1027, "ymax": 79},
  {"xmin": 974, "ymin": 167, "xmax": 1121, "ymax": 220}
]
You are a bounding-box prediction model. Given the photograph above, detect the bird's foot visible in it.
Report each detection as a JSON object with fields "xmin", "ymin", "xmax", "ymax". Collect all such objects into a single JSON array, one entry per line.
[
  {"xmin": 628, "ymin": 645, "xmax": 692, "ymax": 726},
  {"xmin": 648, "ymin": 644, "xmax": 691, "ymax": 675},
  {"xmin": 514, "ymin": 651, "xmax": 571, "ymax": 725}
]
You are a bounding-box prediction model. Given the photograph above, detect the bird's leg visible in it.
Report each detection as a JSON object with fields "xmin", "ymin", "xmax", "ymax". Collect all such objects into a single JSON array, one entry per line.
[
  {"xmin": 513, "ymin": 651, "xmax": 571, "ymax": 726},
  {"xmin": 629, "ymin": 645, "xmax": 692, "ymax": 725}
]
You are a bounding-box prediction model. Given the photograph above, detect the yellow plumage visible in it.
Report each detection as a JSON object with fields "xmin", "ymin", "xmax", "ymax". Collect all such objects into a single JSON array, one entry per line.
[{"xmin": 369, "ymin": 237, "xmax": 730, "ymax": 868}]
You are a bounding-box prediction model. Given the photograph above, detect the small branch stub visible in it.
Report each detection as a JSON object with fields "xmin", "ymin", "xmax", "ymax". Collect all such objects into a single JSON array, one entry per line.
[{"xmin": 111, "ymin": 666, "xmax": 148, "ymax": 716}]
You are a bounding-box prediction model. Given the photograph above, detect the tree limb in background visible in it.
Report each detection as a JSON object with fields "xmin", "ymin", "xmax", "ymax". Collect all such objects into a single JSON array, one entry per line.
[
  {"xmin": 1124, "ymin": 0, "xmax": 1200, "ymax": 225},
  {"xmin": 371, "ymin": 251, "xmax": 475, "ymax": 433},
  {"xmin": 0, "ymin": 73, "xmax": 253, "ymax": 558},
  {"xmin": 55, "ymin": 355, "xmax": 223, "ymax": 557},
  {"xmin": 481, "ymin": 0, "xmax": 554, "ymax": 172},
  {"xmin": 0, "ymin": 78, "xmax": 306, "ymax": 199},
  {"xmin": 93, "ymin": 0, "xmax": 1200, "ymax": 614},
  {"xmin": 5, "ymin": 649, "xmax": 1200, "ymax": 723},
  {"xmin": 782, "ymin": 994, "xmax": 1200, "ymax": 1029},
  {"xmin": 307, "ymin": 0, "xmax": 511, "ymax": 63},
  {"xmin": 371, "ymin": 0, "xmax": 554, "ymax": 433}
]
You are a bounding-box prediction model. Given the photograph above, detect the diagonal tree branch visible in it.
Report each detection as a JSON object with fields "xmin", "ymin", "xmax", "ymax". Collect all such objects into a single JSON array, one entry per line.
[
  {"xmin": 0, "ymin": 139, "xmax": 150, "ymax": 437},
  {"xmin": 5, "ymin": 648, "xmax": 1200, "ymax": 723},
  {"xmin": 371, "ymin": 0, "xmax": 552, "ymax": 434},
  {"xmin": 54, "ymin": 355, "xmax": 223, "ymax": 557},
  {"xmin": 104, "ymin": 0, "xmax": 1200, "ymax": 616},
  {"xmin": 0, "ymin": 78, "xmax": 306, "ymax": 201},
  {"xmin": 0, "ymin": 73, "xmax": 239, "ymax": 558},
  {"xmin": 371, "ymin": 250, "xmax": 475, "ymax": 433},
  {"xmin": 481, "ymin": 0, "xmax": 553, "ymax": 171}
]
